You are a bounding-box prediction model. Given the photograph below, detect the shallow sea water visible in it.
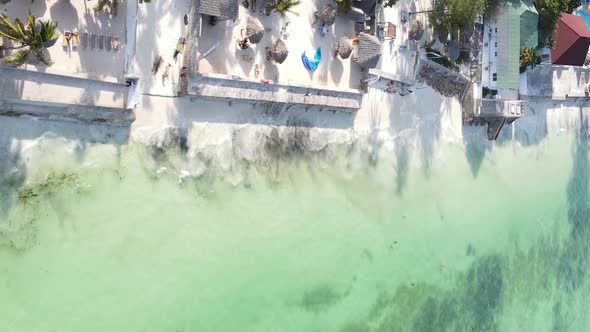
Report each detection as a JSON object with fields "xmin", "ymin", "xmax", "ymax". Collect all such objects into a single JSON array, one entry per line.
[{"xmin": 0, "ymin": 108, "xmax": 589, "ymax": 331}]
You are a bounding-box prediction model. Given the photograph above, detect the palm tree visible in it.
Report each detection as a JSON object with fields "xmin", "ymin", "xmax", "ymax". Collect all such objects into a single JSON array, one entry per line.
[
  {"xmin": 94, "ymin": 0, "xmax": 110, "ymax": 12},
  {"xmin": 270, "ymin": 0, "xmax": 301, "ymax": 16},
  {"xmin": 0, "ymin": 12, "xmax": 59, "ymax": 66},
  {"xmin": 335, "ymin": 0, "xmax": 353, "ymax": 14},
  {"xmin": 519, "ymin": 47, "xmax": 541, "ymax": 73}
]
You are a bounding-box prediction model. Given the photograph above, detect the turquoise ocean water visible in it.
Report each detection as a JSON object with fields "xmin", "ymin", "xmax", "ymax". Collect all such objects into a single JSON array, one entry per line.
[{"xmin": 0, "ymin": 105, "xmax": 589, "ymax": 331}]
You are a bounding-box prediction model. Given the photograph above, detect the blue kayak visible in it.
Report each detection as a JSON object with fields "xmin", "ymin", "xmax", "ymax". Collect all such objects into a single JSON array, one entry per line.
[{"xmin": 302, "ymin": 48, "xmax": 321, "ymax": 71}]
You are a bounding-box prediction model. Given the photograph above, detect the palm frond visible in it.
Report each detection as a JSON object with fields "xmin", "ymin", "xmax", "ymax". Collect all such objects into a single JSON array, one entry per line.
[
  {"xmin": 0, "ymin": 14, "xmax": 25, "ymax": 40},
  {"xmin": 272, "ymin": 0, "xmax": 301, "ymax": 16},
  {"xmin": 27, "ymin": 12, "xmax": 38, "ymax": 43},
  {"xmin": 27, "ymin": 12, "xmax": 35, "ymax": 32},
  {"xmin": 0, "ymin": 13, "xmax": 58, "ymax": 66},
  {"xmin": 94, "ymin": 0, "xmax": 109, "ymax": 12},
  {"xmin": 13, "ymin": 18, "xmax": 28, "ymax": 41},
  {"xmin": 3, "ymin": 47, "xmax": 30, "ymax": 66},
  {"xmin": 32, "ymin": 47, "xmax": 52, "ymax": 65},
  {"xmin": 0, "ymin": 27, "xmax": 17, "ymax": 40},
  {"xmin": 37, "ymin": 18, "xmax": 59, "ymax": 45}
]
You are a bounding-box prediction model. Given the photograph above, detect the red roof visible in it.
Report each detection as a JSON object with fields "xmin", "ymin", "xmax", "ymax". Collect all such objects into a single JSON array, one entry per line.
[{"xmin": 552, "ymin": 14, "xmax": 590, "ymax": 66}]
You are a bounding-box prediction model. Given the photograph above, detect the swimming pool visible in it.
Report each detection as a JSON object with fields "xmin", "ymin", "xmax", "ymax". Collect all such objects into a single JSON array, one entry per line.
[{"xmin": 577, "ymin": 9, "xmax": 590, "ymax": 31}]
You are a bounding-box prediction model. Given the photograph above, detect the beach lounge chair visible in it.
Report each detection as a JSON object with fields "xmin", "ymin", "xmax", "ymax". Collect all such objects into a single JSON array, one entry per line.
[
  {"xmin": 112, "ymin": 36, "xmax": 120, "ymax": 51},
  {"xmin": 90, "ymin": 33, "xmax": 97, "ymax": 49},
  {"xmin": 63, "ymin": 30, "xmax": 71, "ymax": 48},
  {"xmin": 72, "ymin": 29, "xmax": 79, "ymax": 49},
  {"xmin": 81, "ymin": 32, "xmax": 89, "ymax": 48},
  {"xmin": 106, "ymin": 35, "xmax": 112, "ymax": 51},
  {"xmin": 377, "ymin": 22, "xmax": 396, "ymax": 40},
  {"xmin": 162, "ymin": 63, "xmax": 172, "ymax": 78},
  {"xmin": 98, "ymin": 35, "xmax": 105, "ymax": 50}
]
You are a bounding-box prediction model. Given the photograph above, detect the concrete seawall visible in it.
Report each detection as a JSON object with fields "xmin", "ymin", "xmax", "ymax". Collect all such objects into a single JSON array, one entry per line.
[
  {"xmin": 522, "ymin": 65, "xmax": 590, "ymax": 99},
  {"xmin": 189, "ymin": 74, "xmax": 364, "ymax": 111},
  {"xmin": 0, "ymin": 66, "xmax": 134, "ymax": 124}
]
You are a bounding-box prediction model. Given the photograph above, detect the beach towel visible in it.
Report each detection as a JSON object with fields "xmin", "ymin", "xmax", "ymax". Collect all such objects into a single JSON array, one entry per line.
[{"xmin": 302, "ymin": 48, "xmax": 321, "ymax": 71}]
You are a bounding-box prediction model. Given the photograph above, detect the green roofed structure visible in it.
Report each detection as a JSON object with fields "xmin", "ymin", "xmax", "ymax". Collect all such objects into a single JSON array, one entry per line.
[
  {"xmin": 492, "ymin": 0, "xmax": 538, "ymax": 90},
  {"xmin": 519, "ymin": 0, "xmax": 539, "ymax": 49}
]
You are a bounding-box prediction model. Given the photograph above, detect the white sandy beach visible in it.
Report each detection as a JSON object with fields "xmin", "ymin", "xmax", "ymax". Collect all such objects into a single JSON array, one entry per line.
[
  {"xmin": 131, "ymin": 0, "xmax": 190, "ymax": 97},
  {"xmin": 0, "ymin": 0, "xmax": 131, "ymax": 109},
  {"xmin": 1, "ymin": 0, "xmax": 126, "ymax": 79},
  {"xmin": 0, "ymin": 0, "xmax": 437, "ymax": 108},
  {"xmin": 1, "ymin": 0, "xmax": 590, "ymax": 174},
  {"xmin": 197, "ymin": 0, "xmax": 361, "ymax": 89}
]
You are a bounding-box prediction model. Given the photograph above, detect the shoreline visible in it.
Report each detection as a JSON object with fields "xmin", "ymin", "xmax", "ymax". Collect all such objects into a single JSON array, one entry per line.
[
  {"xmin": 2, "ymin": 0, "xmax": 590, "ymax": 173},
  {"xmin": 1, "ymin": 87, "xmax": 589, "ymax": 186}
]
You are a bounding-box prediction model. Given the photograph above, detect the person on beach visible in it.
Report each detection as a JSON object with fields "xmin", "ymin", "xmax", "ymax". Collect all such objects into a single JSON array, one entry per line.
[
  {"xmin": 162, "ymin": 63, "xmax": 172, "ymax": 78},
  {"xmin": 238, "ymin": 38, "xmax": 250, "ymax": 50},
  {"xmin": 173, "ymin": 38, "xmax": 185, "ymax": 59}
]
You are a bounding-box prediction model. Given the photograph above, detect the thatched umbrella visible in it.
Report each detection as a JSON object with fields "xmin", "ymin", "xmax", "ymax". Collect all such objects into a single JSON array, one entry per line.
[
  {"xmin": 271, "ymin": 39, "xmax": 289, "ymax": 64},
  {"xmin": 336, "ymin": 36, "xmax": 352, "ymax": 59},
  {"xmin": 246, "ymin": 16, "xmax": 264, "ymax": 44},
  {"xmin": 353, "ymin": 32, "xmax": 382, "ymax": 68},
  {"xmin": 321, "ymin": 4, "xmax": 337, "ymax": 26}
]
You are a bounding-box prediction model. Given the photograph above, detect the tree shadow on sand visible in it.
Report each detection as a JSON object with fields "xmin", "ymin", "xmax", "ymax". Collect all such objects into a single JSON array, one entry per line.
[{"xmin": 50, "ymin": 0, "xmax": 79, "ymax": 30}]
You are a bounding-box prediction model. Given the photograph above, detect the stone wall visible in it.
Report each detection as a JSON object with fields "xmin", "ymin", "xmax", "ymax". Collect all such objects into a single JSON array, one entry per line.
[
  {"xmin": 523, "ymin": 64, "xmax": 590, "ymax": 99},
  {"xmin": 0, "ymin": 66, "xmax": 134, "ymax": 124},
  {"xmin": 188, "ymin": 74, "xmax": 364, "ymax": 111}
]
